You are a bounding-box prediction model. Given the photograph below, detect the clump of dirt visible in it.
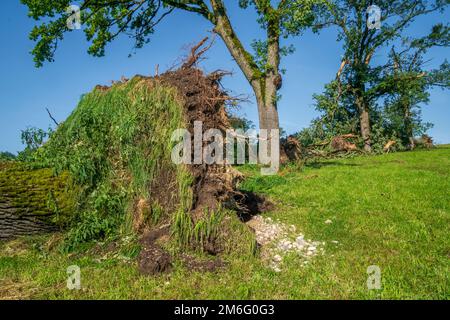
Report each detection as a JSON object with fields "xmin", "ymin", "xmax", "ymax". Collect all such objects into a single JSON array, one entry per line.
[
  {"xmin": 138, "ymin": 245, "xmax": 172, "ymax": 275},
  {"xmin": 234, "ymin": 191, "xmax": 275, "ymax": 222},
  {"xmin": 280, "ymin": 136, "xmax": 303, "ymax": 164},
  {"xmin": 159, "ymin": 66, "xmax": 240, "ymax": 221},
  {"xmin": 138, "ymin": 226, "xmax": 172, "ymax": 275}
]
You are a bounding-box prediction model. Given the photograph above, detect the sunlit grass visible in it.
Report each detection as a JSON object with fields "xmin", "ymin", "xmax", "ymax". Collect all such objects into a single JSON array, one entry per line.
[{"xmin": 1, "ymin": 146, "xmax": 449, "ymax": 299}]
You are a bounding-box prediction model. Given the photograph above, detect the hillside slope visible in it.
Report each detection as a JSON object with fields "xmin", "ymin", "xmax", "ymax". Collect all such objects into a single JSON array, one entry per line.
[{"xmin": 1, "ymin": 146, "xmax": 448, "ymax": 299}]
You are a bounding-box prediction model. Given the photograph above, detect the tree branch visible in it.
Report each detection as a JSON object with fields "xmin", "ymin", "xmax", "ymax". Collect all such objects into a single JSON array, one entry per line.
[
  {"xmin": 208, "ymin": 0, "xmax": 261, "ymax": 93},
  {"xmin": 46, "ymin": 108, "xmax": 59, "ymax": 126}
]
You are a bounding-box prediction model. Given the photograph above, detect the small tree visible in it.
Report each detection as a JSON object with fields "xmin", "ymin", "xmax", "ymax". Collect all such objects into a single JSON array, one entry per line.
[
  {"xmin": 17, "ymin": 126, "xmax": 53, "ymax": 161},
  {"xmin": 22, "ymin": 0, "xmax": 323, "ymax": 135}
]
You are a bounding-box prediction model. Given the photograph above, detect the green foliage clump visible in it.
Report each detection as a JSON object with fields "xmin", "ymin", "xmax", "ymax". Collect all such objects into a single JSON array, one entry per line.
[
  {"xmin": 173, "ymin": 208, "xmax": 225, "ymax": 250},
  {"xmin": 0, "ymin": 152, "xmax": 16, "ymax": 161},
  {"xmin": 33, "ymin": 78, "xmax": 192, "ymax": 250},
  {"xmin": 17, "ymin": 127, "xmax": 53, "ymax": 161}
]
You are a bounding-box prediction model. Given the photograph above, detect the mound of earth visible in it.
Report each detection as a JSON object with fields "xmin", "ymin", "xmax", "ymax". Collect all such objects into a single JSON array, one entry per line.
[{"xmin": 0, "ymin": 61, "xmax": 256, "ymax": 272}]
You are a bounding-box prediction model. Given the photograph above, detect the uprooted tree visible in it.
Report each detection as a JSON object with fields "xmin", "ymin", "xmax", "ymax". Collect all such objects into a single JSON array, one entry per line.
[
  {"xmin": 1, "ymin": 59, "xmax": 264, "ymax": 274},
  {"xmin": 21, "ymin": 0, "xmax": 324, "ymax": 135}
]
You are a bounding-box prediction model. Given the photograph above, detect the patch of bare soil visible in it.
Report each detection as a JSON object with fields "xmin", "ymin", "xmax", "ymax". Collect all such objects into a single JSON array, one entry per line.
[
  {"xmin": 234, "ymin": 191, "xmax": 275, "ymax": 222},
  {"xmin": 138, "ymin": 226, "xmax": 172, "ymax": 275},
  {"xmin": 137, "ymin": 225, "xmax": 227, "ymax": 275}
]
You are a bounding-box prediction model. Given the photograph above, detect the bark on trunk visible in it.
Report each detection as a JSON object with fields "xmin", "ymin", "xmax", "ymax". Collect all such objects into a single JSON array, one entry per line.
[
  {"xmin": 356, "ymin": 95, "xmax": 372, "ymax": 152},
  {"xmin": 0, "ymin": 162, "xmax": 75, "ymax": 240},
  {"xmin": 258, "ymin": 99, "xmax": 279, "ymax": 132},
  {"xmin": 210, "ymin": 0, "xmax": 280, "ymax": 132},
  {"xmin": 262, "ymin": 17, "xmax": 281, "ymax": 132},
  {"xmin": 255, "ymin": 77, "xmax": 280, "ymax": 132},
  {"xmin": 0, "ymin": 211, "xmax": 58, "ymax": 241},
  {"xmin": 404, "ymin": 105, "xmax": 415, "ymax": 150}
]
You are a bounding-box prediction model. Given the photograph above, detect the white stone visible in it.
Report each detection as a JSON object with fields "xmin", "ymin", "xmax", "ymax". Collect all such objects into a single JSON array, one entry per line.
[
  {"xmin": 296, "ymin": 237, "xmax": 306, "ymax": 246},
  {"xmin": 273, "ymin": 254, "xmax": 282, "ymax": 262}
]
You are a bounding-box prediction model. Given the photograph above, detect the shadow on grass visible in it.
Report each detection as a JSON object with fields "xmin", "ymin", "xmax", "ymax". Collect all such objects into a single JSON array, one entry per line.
[{"xmin": 305, "ymin": 161, "xmax": 361, "ymax": 169}]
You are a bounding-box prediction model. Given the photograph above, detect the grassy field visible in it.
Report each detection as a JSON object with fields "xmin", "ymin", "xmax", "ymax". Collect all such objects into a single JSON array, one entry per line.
[{"xmin": 1, "ymin": 146, "xmax": 449, "ymax": 299}]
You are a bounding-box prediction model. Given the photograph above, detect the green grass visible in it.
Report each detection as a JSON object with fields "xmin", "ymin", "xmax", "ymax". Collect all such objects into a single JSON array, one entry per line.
[{"xmin": 1, "ymin": 146, "xmax": 449, "ymax": 299}]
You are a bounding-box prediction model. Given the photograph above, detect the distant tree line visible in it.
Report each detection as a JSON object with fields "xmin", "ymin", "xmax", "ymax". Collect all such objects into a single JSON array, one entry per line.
[{"xmin": 295, "ymin": 1, "xmax": 449, "ymax": 152}]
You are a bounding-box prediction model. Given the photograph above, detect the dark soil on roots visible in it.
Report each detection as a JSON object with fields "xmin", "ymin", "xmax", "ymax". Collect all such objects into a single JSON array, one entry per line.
[
  {"xmin": 159, "ymin": 66, "xmax": 238, "ymax": 220},
  {"xmin": 131, "ymin": 65, "xmax": 246, "ymax": 274}
]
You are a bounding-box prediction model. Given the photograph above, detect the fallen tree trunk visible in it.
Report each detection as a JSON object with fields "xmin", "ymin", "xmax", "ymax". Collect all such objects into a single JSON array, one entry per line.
[{"xmin": 0, "ymin": 162, "xmax": 75, "ymax": 240}]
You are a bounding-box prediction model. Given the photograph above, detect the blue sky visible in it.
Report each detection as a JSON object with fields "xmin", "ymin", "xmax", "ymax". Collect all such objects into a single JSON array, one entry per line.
[{"xmin": 1, "ymin": 1, "xmax": 449, "ymax": 154}]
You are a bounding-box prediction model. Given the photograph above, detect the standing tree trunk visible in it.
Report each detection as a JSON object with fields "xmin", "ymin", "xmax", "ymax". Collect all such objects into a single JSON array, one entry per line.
[
  {"xmin": 210, "ymin": 0, "xmax": 280, "ymax": 133},
  {"xmin": 258, "ymin": 95, "xmax": 280, "ymax": 132},
  {"xmin": 261, "ymin": 12, "xmax": 282, "ymax": 133},
  {"xmin": 403, "ymin": 103, "xmax": 415, "ymax": 150},
  {"xmin": 356, "ymin": 94, "xmax": 372, "ymax": 152}
]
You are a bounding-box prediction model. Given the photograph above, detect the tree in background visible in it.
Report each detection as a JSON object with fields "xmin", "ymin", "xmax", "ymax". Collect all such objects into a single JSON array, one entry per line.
[
  {"xmin": 314, "ymin": 0, "xmax": 448, "ymax": 151},
  {"xmin": 0, "ymin": 152, "xmax": 16, "ymax": 161},
  {"xmin": 22, "ymin": 0, "xmax": 325, "ymax": 135},
  {"xmin": 17, "ymin": 126, "xmax": 53, "ymax": 161},
  {"xmin": 297, "ymin": 23, "xmax": 449, "ymax": 152},
  {"xmin": 382, "ymin": 24, "xmax": 449, "ymax": 149}
]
